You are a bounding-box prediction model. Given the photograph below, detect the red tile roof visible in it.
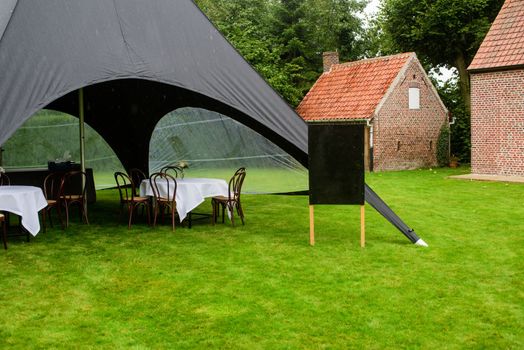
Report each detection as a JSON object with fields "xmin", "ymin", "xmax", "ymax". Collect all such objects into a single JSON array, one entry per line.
[
  {"xmin": 469, "ymin": 0, "xmax": 524, "ymax": 71},
  {"xmin": 297, "ymin": 53, "xmax": 414, "ymax": 121}
]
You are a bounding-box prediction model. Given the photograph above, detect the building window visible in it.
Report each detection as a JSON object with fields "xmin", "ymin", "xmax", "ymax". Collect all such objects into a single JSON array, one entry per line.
[{"xmin": 409, "ymin": 87, "xmax": 420, "ymax": 109}]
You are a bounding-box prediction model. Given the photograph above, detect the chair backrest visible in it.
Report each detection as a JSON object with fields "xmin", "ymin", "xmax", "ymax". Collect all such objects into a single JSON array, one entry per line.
[
  {"xmin": 150, "ymin": 172, "xmax": 177, "ymax": 204},
  {"xmin": 0, "ymin": 172, "xmax": 10, "ymax": 186},
  {"xmin": 228, "ymin": 167, "xmax": 246, "ymax": 202},
  {"xmin": 160, "ymin": 165, "xmax": 183, "ymax": 179},
  {"xmin": 60, "ymin": 170, "xmax": 87, "ymax": 199},
  {"xmin": 43, "ymin": 172, "xmax": 64, "ymax": 200},
  {"xmin": 128, "ymin": 168, "xmax": 147, "ymax": 197},
  {"xmin": 114, "ymin": 172, "xmax": 133, "ymax": 202}
]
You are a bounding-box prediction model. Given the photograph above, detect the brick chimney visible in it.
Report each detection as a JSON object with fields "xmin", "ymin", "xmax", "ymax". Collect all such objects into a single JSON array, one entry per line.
[{"xmin": 323, "ymin": 51, "xmax": 339, "ymax": 72}]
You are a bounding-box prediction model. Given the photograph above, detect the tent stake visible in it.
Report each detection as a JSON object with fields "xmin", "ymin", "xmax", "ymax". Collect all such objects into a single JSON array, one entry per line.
[{"xmin": 309, "ymin": 205, "xmax": 315, "ymax": 246}]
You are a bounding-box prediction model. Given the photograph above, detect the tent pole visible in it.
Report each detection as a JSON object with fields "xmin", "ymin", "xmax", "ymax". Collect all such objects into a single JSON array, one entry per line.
[
  {"xmin": 309, "ymin": 205, "xmax": 315, "ymax": 246},
  {"xmin": 79, "ymin": 88, "xmax": 86, "ymax": 190}
]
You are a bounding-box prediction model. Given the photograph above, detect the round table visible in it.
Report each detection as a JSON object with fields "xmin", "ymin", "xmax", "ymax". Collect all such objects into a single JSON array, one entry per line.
[
  {"xmin": 0, "ymin": 185, "xmax": 47, "ymax": 236},
  {"xmin": 140, "ymin": 178, "xmax": 228, "ymax": 222}
]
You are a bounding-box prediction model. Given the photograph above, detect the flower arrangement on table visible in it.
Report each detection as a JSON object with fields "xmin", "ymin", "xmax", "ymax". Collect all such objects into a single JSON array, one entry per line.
[{"xmin": 175, "ymin": 161, "xmax": 189, "ymax": 178}]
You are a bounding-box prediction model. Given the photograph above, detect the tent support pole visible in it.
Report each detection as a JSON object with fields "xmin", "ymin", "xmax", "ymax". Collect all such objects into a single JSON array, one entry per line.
[
  {"xmin": 79, "ymin": 88, "xmax": 86, "ymax": 200},
  {"xmin": 360, "ymin": 205, "xmax": 365, "ymax": 247},
  {"xmin": 309, "ymin": 205, "xmax": 315, "ymax": 246}
]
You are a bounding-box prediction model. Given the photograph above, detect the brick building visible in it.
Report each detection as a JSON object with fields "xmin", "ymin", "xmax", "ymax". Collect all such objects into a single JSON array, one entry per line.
[
  {"xmin": 468, "ymin": 0, "xmax": 524, "ymax": 177},
  {"xmin": 297, "ymin": 52, "xmax": 448, "ymax": 171}
]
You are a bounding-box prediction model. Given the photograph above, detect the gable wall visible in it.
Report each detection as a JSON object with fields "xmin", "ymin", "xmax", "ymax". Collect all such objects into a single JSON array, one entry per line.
[
  {"xmin": 372, "ymin": 60, "xmax": 448, "ymax": 171},
  {"xmin": 471, "ymin": 68, "xmax": 524, "ymax": 176}
]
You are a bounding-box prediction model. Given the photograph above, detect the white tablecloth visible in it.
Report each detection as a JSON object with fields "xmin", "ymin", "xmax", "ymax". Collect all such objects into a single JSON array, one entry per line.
[
  {"xmin": 140, "ymin": 178, "xmax": 228, "ymax": 222},
  {"xmin": 0, "ymin": 185, "xmax": 47, "ymax": 236}
]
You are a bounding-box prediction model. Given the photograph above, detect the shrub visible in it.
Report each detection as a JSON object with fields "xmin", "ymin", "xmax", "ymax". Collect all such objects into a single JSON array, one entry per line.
[{"xmin": 436, "ymin": 125, "xmax": 450, "ymax": 167}]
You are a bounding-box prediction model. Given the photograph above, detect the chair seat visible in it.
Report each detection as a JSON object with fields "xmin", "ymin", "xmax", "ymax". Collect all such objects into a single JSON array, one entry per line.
[
  {"xmin": 212, "ymin": 195, "xmax": 235, "ymax": 203},
  {"xmin": 0, "ymin": 213, "xmax": 4, "ymax": 220},
  {"xmin": 125, "ymin": 196, "xmax": 150, "ymax": 203},
  {"xmin": 61, "ymin": 194, "xmax": 83, "ymax": 200},
  {"xmin": 47, "ymin": 199, "xmax": 58, "ymax": 205}
]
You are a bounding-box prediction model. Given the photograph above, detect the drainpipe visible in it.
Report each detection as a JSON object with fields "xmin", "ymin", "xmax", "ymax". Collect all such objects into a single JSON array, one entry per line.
[{"xmin": 448, "ymin": 111, "xmax": 455, "ymax": 160}]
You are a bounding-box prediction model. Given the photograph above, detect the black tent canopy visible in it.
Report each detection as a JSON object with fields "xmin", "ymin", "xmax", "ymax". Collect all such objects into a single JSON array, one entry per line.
[
  {"xmin": 0, "ymin": 0, "xmax": 426, "ymax": 246},
  {"xmin": 0, "ymin": 0, "xmax": 307, "ymax": 170}
]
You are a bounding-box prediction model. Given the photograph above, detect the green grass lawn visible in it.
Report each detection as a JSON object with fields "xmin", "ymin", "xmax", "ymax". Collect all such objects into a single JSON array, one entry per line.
[{"xmin": 1, "ymin": 167, "xmax": 523, "ymax": 348}]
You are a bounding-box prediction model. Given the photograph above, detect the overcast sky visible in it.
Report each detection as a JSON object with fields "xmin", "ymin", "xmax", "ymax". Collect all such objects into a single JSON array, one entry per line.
[{"xmin": 365, "ymin": 0, "xmax": 380, "ymax": 16}]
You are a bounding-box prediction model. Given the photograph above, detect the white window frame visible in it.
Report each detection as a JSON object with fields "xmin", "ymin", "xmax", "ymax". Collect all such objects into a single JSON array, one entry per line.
[{"xmin": 409, "ymin": 87, "xmax": 420, "ymax": 110}]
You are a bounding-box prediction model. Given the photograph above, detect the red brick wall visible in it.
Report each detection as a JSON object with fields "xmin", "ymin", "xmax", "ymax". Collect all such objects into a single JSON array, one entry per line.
[
  {"xmin": 470, "ymin": 69, "xmax": 524, "ymax": 176},
  {"xmin": 372, "ymin": 60, "xmax": 448, "ymax": 171}
]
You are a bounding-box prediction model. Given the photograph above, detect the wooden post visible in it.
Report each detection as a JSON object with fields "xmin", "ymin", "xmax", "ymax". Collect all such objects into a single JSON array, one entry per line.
[
  {"xmin": 360, "ymin": 205, "xmax": 365, "ymax": 247},
  {"xmin": 364, "ymin": 126, "xmax": 370, "ymax": 171},
  {"xmin": 309, "ymin": 205, "xmax": 315, "ymax": 246}
]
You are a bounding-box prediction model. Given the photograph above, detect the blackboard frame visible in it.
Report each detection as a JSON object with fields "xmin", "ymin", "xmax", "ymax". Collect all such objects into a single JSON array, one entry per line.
[{"xmin": 308, "ymin": 122, "xmax": 365, "ymax": 205}]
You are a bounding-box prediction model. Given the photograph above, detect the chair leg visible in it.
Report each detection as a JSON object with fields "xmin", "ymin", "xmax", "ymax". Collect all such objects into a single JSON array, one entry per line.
[
  {"xmin": 128, "ymin": 204, "xmax": 133, "ymax": 229},
  {"xmin": 171, "ymin": 206, "xmax": 176, "ymax": 232},
  {"xmin": 237, "ymin": 202, "xmax": 245, "ymax": 225},
  {"xmin": 64, "ymin": 203, "xmax": 70, "ymax": 228},
  {"xmin": 42, "ymin": 210, "xmax": 47, "ymax": 233},
  {"xmin": 229, "ymin": 203, "xmax": 235, "ymax": 226},
  {"xmin": 152, "ymin": 204, "xmax": 159, "ymax": 228},
  {"xmin": 211, "ymin": 200, "xmax": 215, "ymax": 225}
]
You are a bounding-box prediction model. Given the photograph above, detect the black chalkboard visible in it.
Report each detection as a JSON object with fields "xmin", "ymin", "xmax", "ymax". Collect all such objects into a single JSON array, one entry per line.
[{"xmin": 308, "ymin": 123, "xmax": 364, "ymax": 205}]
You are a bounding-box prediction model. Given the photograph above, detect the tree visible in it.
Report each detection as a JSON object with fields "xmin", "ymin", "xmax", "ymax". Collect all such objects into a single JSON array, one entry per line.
[
  {"xmin": 437, "ymin": 77, "xmax": 470, "ymax": 162},
  {"xmin": 376, "ymin": 0, "xmax": 504, "ymax": 114},
  {"xmin": 195, "ymin": 0, "xmax": 368, "ymax": 106}
]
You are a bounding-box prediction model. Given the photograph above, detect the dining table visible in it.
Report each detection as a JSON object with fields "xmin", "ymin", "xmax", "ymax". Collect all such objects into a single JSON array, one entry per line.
[
  {"xmin": 0, "ymin": 185, "xmax": 47, "ymax": 236},
  {"xmin": 140, "ymin": 177, "xmax": 229, "ymax": 223}
]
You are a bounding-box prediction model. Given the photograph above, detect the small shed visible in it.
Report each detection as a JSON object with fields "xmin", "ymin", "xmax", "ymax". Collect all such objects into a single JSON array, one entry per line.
[
  {"xmin": 468, "ymin": 0, "xmax": 524, "ymax": 177},
  {"xmin": 297, "ymin": 52, "xmax": 449, "ymax": 171}
]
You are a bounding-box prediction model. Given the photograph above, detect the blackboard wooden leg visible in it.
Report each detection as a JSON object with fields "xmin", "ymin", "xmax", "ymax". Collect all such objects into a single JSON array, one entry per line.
[
  {"xmin": 309, "ymin": 205, "xmax": 315, "ymax": 246},
  {"xmin": 360, "ymin": 205, "xmax": 365, "ymax": 248}
]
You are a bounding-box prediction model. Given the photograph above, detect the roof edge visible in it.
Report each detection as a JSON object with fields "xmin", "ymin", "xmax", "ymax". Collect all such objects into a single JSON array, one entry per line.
[
  {"xmin": 375, "ymin": 53, "xmax": 416, "ymax": 115},
  {"xmin": 334, "ymin": 52, "xmax": 416, "ymax": 71},
  {"xmin": 468, "ymin": 63, "xmax": 524, "ymax": 74}
]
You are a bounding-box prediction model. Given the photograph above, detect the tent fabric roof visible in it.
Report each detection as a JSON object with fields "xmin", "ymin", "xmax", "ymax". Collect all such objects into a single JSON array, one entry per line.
[
  {"xmin": 468, "ymin": 0, "xmax": 524, "ymax": 72},
  {"xmin": 0, "ymin": 0, "xmax": 307, "ymax": 167},
  {"xmin": 296, "ymin": 53, "xmax": 414, "ymax": 121}
]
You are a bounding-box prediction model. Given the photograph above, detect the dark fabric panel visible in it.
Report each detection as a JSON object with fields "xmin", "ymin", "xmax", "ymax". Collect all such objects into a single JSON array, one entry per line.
[{"xmin": 308, "ymin": 124, "xmax": 364, "ymax": 205}]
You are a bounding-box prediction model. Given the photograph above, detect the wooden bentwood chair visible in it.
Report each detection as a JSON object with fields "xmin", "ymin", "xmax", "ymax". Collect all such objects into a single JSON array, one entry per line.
[
  {"xmin": 160, "ymin": 165, "xmax": 184, "ymax": 179},
  {"xmin": 211, "ymin": 167, "xmax": 246, "ymax": 226},
  {"xmin": 128, "ymin": 168, "xmax": 147, "ymax": 197},
  {"xmin": 150, "ymin": 172, "xmax": 178, "ymax": 231},
  {"xmin": 42, "ymin": 172, "xmax": 65, "ymax": 232},
  {"xmin": 60, "ymin": 170, "xmax": 89, "ymax": 228},
  {"xmin": 114, "ymin": 172, "xmax": 151, "ymax": 229}
]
